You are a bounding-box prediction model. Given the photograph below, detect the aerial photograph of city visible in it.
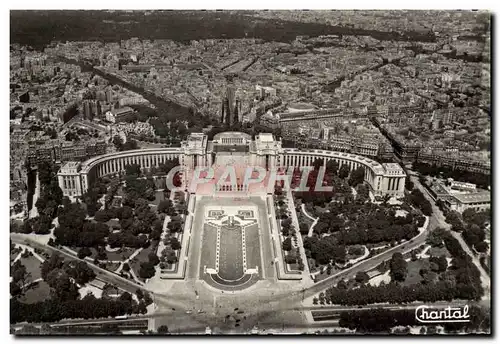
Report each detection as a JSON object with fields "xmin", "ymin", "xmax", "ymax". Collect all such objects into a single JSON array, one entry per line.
[{"xmin": 8, "ymin": 9, "xmax": 491, "ymax": 335}]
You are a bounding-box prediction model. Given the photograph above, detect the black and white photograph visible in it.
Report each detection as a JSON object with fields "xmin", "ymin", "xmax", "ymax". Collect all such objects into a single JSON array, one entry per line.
[{"xmin": 7, "ymin": 8, "xmax": 492, "ymax": 336}]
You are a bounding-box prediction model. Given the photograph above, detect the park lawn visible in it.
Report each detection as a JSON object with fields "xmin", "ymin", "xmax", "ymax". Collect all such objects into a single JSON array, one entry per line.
[
  {"xmin": 102, "ymin": 285, "xmax": 121, "ymax": 299},
  {"xmin": 129, "ymin": 246, "xmax": 155, "ymax": 282},
  {"xmin": 346, "ymin": 245, "xmax": 366, "ymax": 261},
  {"xmin": 105, "ymin": 247, "xmax": 136, "ymax": 261},
  {"xmin": 20, "ymin": 256, "xmax": 42, "ymax": 283},
  {"xmin": 402, "ymin": 259, "xmax": 426, "ymax": 286},
  {"xmin": 104, "ymin": 262, "xmax": 121, "ymax": 272},
  {"xmin": 429, "ymin": 246, "xmax": 451, "ymax": 258},
  {"xmin": 19, "ymin": 280, "xmax": 51, "ymax": 304}
]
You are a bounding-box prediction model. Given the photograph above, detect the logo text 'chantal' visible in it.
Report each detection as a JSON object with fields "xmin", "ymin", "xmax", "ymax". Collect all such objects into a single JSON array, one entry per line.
[{"xmin": 415, "ymin": 305, "xmax": 470, "ymax": 323}]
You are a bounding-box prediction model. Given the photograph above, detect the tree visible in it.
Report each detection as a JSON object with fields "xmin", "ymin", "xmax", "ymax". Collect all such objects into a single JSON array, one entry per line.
[
  {"xmin": 41, "ymin": 253, "xmax": 64, "ymax": 278},
  {"xmin": 409, "ymin": 189, "xmax": 432, "ymax": 216},
  {"xmin": 148, "ymin": 252, "xmax": 160, "ymax": 266},
  {"xmin": 170, "ymin": 237, "xmax": 181, "ymax": 251},
  {"xmin": 339, "ymin": 165, "xmax": 350, "ymax": 179},
  {"xmin": 389, "ymin": 252, "xmax": 407, "ymax": 282},
  {"xmin": 282, "ymin": 237, "xmax": 292, "ymax": 251},
  {"xmin": 96, "ymin": 247, "xmax": 108, "ymax": 260},
  {"xmin": 326, "ymin": 160, "xmax": 339, "ymax": 176},
  {"xmin": 348, "ymin": 167, "xmax": 365, "ymax": 187},
  {"xmin": 77, "ymin": 247, "xmax": 92, "ymax": 259},
  {"xmin": 429, "ymin": 255, "xmax": 448, "ymax": 273},
  {"xmin": 10, "ymin": 281, "xmax": 22, "ymax": 297},
  {"xmin": 66, "ymin": 261, "xmax": 96, "ymax": 284},
  {"xmin": 123, "ymin": 263, "xmax": 131, "ymax": 272},
  {"xmin": 355, "ymin": 271, "xmax": 369, "ymax": 284},
  {"xmin": 158, "ymin": 200, "xmax": 173, "ymax": 214},
  {"xmin": 11, "ymin": 260, "xmax": 28, "ymax": 286},
  {"xmin": 138, "ymin": 262, "xmax": 156, "ymax": 279},
  {"xmin": 462, "ymin": 224, "xmax": 486, "ymax": 248},
  {"xmin": 124, "ymin": 164, "xmax": 141, "ymax": 177},
  {"xmin": 136, "ymin": 288, "xmax": 144, "ymax": 300},
  {"xmin": 426, "ymin": 227, "xmax": 446, "ymax": 247},
  {"xmin": 157, "ymin": 325, "xmax": 169, "ymax": 334},
  {"xmin": 165, "ymin": 251, "xmax": 178, "ymax": 264},
  {"xmin": 335, "ymin": 280, "xmax": 347, "ymax": 290},
  {"xmin": 284, "ymin": 254, "xmax": 297, "ymax": 264},
  {"xmin": 475, "ymin": 241, "xmax": 489, "ymax": 253},
  {"xmin": 405, "ymin": 176, "xmax": 414, "ymax": 190}
]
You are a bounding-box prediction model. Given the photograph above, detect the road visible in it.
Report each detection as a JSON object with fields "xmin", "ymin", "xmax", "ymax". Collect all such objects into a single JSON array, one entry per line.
[
  {"xmin": 10, "ymin": 195, "xmax": 434, "ymax": 330},
  {"xmin": 296, "ymin": 217, "xmax": 432, "ymax": 301},
  {"xmin": 9, "ymin": 233, "xmax": 196, "ymax": 312},
  {"xmin": 12, "ymin": 175, "xmax": 490, "ymax": 333},
  {"xmin": 409, "ymin": 173, "xmax": 491, "ymax": 295}
]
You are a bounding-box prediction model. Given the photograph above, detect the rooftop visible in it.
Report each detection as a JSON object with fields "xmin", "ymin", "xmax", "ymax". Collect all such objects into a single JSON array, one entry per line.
[
  {"xmin": 452, "ymin": 191, "xmax": 490, "ymax": 204},
  {"xmin": 384, "ymin": 162, "xmax": 404, "ymax": 170},
  {"xmin": 111, "ymin": 106, "xmax": 134, "ymax": 116},
  {"xmin": 213, "ymin": 131, "xmax": 252, "ymax": 140},
  {"xmin": 188, "ymin": 132, "xmax": 206, "ymax": 141},
  {"xmin": 62, "ymin": 161, "xmax": 80, "ymax": 169},
  {"xmin": 256, "ymin": 133, "xmax": 274, "ymax": 143}
]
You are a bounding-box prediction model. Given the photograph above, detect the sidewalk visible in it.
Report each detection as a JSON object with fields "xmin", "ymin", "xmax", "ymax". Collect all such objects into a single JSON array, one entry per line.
[{"xmin": 301, "ymin": 203, "xmax": 318, "ymax": 237}]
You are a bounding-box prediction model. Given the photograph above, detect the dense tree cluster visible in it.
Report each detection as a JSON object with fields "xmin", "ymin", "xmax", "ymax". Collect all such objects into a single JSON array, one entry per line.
[
  {"xmin": 54, "ymin": 201, "xmax": 109, "ymax": 247},
  {"xmin": 442, "ymin": 206, "xmax": 490, "ymax": 254},
  {"xmin": 13, "ymin": 162, "xmax": 64, "ymax": 235},
  {"xmin": 311, "ymin": 201, "xmax": 424, "ymax": 245},
  {"xmin": 339, "ymin": 305, "xmax": 489, "ymax": 334},
  {"xmin": 113, "ymin": 136, "xmax": 139, "ymax": 152},
  {"xmin": 322, "ymin": 229, "xmax": 483, "ymax": 305},
  {"xmin": 14, "ymin": 215, "xmax": 53, "ymax": 235},
  {"xmin": 10, "ymin": 251, "xmax": 152, "ymax": 324},
  {"xmin": 10, "ymin": 260, "xmax": 28, "ymax": 297},
  {"xmin": 407, "ymin": 188, "xmax": 433, "ymax": 216},
  {"xmin": 389, "ymin": 252, "xmax": 407, "ymax": 282},
  {"xmin": 158, "ymin": 199, "xmax": 176, "ymax": 216},
  {"xmin": 54, "ymin": 194, "xmax": 161, "ymax": 250},
  {"xmin": 355, "ymin": 271, "xmax": 369, "ymax": 284},
  {"xmin": 138, "ymin": 262, "xmax": 156, "ymax": 279},
  {"xmin": 460, "ymin": 209, "xmax": 490, "ymax": 253},
  {"xmin": 81, "ymin": 178, "xmax": 108, "ymax": 217},
  {"xmin": 412, "ymin": 162, "xmax": 490, "ymax": 189},
  {"xmin": 124, "ymin": 176, "xmax": 156, "ymax": 203},
  {"xmin": 304, "ymin": 236, "xmax": 346, "ymax": 265},
  {"xmin": 282, "ymin": 237, "xmax": 292, "ymax": 251},
  {"xmin": 293, "ymin": 159, "xmax": 353, "ymax": 207},
  {"xmin": 11, "ymin": 292, "xmax": 147, "ymax": 324},
  {"xmin": 339, "ymin": 309, "xmax": 416, "ymax": 332},
  {"xmin": 348, "ymin": 167, "xmax": 365, "ymax": 187}
]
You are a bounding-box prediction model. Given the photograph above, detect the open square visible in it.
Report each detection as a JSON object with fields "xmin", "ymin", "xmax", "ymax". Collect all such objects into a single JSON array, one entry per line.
[{"xmin": 199, "ymin": 204, "xmax": 263, "ymax": 289}]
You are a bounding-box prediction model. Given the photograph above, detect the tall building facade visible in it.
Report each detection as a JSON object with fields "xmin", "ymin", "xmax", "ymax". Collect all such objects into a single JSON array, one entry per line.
[{"xmin": 221, "ymin": 85, "xmax": 239, "ymax": 126}]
